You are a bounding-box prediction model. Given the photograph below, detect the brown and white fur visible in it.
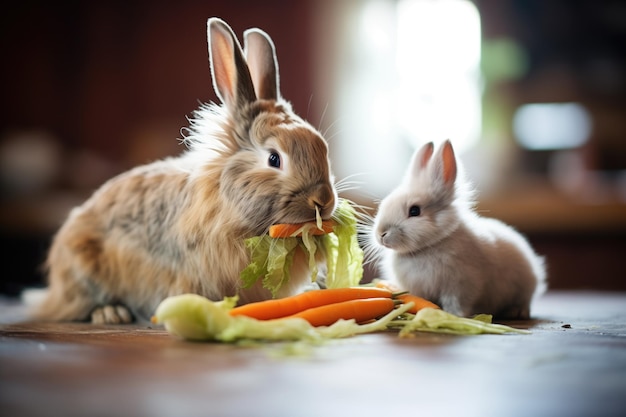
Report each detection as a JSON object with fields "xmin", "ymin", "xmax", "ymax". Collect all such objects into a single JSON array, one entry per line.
[
  {"xmin": 369, "ymin": 140, "xmax": 546, "ymax": 319},
  {"xmin": 27, "ymin": 18, "xmax": 337, "ymax": 324}
]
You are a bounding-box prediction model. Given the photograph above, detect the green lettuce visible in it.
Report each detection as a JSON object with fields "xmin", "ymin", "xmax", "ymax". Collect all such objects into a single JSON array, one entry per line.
[
  {"xmin": 321, "ymin": 200, "xmax": 364, "ymax": 289},
  {"xmin": 393, "ymin": 308, "xmax": 531, "ymax": 336},
  {"xmin": 239, "ymin": 199, "xmax": 364, "ymax": 297}
]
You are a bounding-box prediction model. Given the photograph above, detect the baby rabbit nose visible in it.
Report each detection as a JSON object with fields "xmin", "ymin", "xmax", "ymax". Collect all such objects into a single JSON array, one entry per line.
[{"xmin": 379, "ymin": 231, "xmax": 394, "ymax": 248}]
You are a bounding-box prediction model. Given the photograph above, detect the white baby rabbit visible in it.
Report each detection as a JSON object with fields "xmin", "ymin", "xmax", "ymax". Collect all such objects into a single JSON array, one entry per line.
[
  {"xmin": 28, "ymin": 18, "xmax": 337, "ymax": 324},
  {"xmin": 370, "ymin": 140, "xmax": 546, "ymax": 319}
]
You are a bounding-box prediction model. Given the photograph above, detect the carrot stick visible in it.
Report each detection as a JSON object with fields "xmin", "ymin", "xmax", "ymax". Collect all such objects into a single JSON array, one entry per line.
[
  {"xmin": 229, "ymin": 287, "xmax": 393, "ymax": 320},
  {"xmin": 374, "ymin": 280, "xmax": 440, "ymax": 314},
  {"xmin": 285, "ymin": 297, "xmax": 396, "ymax": 327},
  {"xmin": 269, "ymin": 220, "xmax": 335, "ymax": 238}
]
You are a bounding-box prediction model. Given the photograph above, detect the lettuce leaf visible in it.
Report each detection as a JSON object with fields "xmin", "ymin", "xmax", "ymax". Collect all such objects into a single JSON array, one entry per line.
[
  {"xmin": 322, "ymin": 199, "xmax": 363, "ymax": 289},
  {"xmin": 240, "ymin": 236, "xmax": 299, "ymax": 296},
  {"xmin": 395, "ymin": 308, "xmax": 531, "ymax": 336},
  {"xmin": 151, "ymin": 294, "xmax": 238, "ymax": 341},
  {"xmin": 240, "ymin": 199, "xmax": 364, "ymax": 297}
]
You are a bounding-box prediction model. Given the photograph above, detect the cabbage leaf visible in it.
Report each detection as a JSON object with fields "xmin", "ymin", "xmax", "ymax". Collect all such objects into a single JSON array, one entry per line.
[{"xmin": 394, "ymin": 308, "xmax": 531, "ymax": 336}]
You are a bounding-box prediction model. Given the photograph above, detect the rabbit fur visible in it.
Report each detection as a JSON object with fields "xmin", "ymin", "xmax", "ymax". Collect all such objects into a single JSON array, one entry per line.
[{"xmin": 370, "ymin": 140, "xmax": 547, "ymax": 319}]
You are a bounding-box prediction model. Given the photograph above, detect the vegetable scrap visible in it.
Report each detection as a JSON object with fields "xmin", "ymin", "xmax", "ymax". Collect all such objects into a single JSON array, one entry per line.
[
  {"xmin": 151, "ymin": 293, "xmax": 413, "ymax": 343},
  {"xmin": 240, "ymin": 199, "xmax": 364, "ymax": 297},
  {"xmin": 391, "ymin": 309, "xmax": 529, "ymax": 336},
  {"xmin": 151, "ymin": 289, "xmax": 530, "ymax": 343}
]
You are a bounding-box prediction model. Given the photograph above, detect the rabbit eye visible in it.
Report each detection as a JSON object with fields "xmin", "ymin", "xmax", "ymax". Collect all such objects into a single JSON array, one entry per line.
[
  {"xmin": 408, "ymin": 205, "xmax": 421, "ymax": 217},
  {"xmin": 268, "ymin": 151, "xmax": 281, "ymax": 169}
]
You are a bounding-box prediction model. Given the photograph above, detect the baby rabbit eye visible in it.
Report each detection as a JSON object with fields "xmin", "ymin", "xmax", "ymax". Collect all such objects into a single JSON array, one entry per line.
[
  {"xmin": 268, "ymin": 151, "xmax": 281, "ymax": 169},
  {"xmin": 408, "ymin": 205, "xmax": 421, "ymax": 217}
]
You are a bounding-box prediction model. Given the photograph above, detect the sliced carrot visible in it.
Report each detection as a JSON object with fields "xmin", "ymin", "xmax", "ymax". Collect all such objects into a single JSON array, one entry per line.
[
  {"xmin": 374, "ymin": 280, "xmax": 440, "ymax": 314},
  {"xmin": 269, "ymin": 220, "xmax": 336, "ymax": 238},
  {"xmin": 229, "ymin": 287, "xmax": 392, "ymax": 320},
  {"xmin": 285, "ymin": 297, "xmax": 396, "ymax": 327}
]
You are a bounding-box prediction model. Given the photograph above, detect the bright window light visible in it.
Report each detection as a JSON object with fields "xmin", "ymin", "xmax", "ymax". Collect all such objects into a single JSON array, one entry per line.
[
  {"xmin": 513, "ymin": 103, "xmax": 592, "ymax": 150},
  {"xmin": 333, "ymin": 0, "xmax": 482, "ymax": 197},
  {"xmin": 395, "ymin": 0, "xmax": 481, "ymax": 151}
]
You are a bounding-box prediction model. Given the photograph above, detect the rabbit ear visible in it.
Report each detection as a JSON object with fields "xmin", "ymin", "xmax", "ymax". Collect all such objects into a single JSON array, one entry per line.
[
  {"xmin": 207, "ymin": 18, "xmax": 257, "ymax": 108},
  {"xmin": 244, "ymin": 28, "xmax": 279, "ymax": 101},
  {"xmin": 408, "ymin": 141, "xmax": 434, "ymax": 179},
  {"xmin": 431, "ymin": 140, "xmax": 457, "ymax": 187}
]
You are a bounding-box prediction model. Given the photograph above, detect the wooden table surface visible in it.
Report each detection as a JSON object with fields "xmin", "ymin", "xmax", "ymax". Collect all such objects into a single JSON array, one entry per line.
[{"xmin": 1, "ymin": 290, "xmax": 625, "ymax": 417}]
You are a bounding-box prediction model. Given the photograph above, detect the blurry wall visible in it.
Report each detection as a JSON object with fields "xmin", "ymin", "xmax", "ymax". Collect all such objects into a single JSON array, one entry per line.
[
  {"xmin": 315, "ymin": 0, "xmax": 626, "ymax": 291},
  {"xmin": 0, "ymin": 0, "xmax": 317, "ymax": 294},
  {"xmin": 1, "ymin": 0, "xmax": 625, "ymax": 295},
  {"xmin": 474, "ymin": 0, "xmax": 626, "ymax": 291}
]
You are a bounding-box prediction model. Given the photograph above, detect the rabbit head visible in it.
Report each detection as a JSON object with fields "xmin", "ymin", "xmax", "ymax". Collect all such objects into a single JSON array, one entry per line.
[
  {"xmin": 373, "ymin": 140, "xmax": 468, "ymax": 255},
  {"xmin": 185, "ymin": 18, "xmax": 337, "ymax": 236}
]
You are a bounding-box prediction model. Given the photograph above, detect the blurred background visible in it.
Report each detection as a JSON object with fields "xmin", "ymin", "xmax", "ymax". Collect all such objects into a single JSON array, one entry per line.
[{"xmin": 1, "ymin": 0, "xmax": 625, "ymax": 296}]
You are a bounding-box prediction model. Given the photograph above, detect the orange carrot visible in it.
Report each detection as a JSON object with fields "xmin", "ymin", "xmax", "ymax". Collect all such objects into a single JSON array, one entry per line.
[
  {"xmin": 269, "ymin": 220, "xmax": 335, "ymax": 238},
  {"xmin": 285, "ymin": 297, "xmax": 396, "ymax": 327},
  {"xmin": 395, "ymin": 293, "xmax": 440, "ymax": 314},
  {"xmin": 229, "ymin": 287, "xmax": 393, "ymax": 320},
  {"xmin": 374, "ymin": 280, "xmax": 440, "ymax": 314}
]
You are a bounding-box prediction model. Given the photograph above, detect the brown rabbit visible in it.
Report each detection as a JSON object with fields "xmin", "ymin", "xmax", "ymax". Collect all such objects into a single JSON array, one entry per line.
[{"xmin": 27, "ymin": 18, "xmax": 337, "ymax": 324}]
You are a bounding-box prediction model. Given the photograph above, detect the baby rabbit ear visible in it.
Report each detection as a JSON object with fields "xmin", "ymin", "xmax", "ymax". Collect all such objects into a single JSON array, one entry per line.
[
  {"xmin": 433, "ymin": 140, "xmax": 458, "ymax": 186},
  {"xmin": 408, "ymin": 141, "xmax": 434, "ymax": 178},
  {"xmin": 244, "ymin": 28, "xmax": 279, "ymax": 101},
  {"xmin": 207, "ymin": 18, "xmax": 257, "ymax": 108}
]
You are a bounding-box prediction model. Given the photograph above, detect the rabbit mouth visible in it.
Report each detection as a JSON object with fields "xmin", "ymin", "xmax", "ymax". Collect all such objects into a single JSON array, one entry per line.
[
  {"xmin": 278, "ymin": 209, "xmax": 327, "ymax": 225},
  {"xmin": 282, "ymin": 184, "xmax": 336, "ymax": 223}
]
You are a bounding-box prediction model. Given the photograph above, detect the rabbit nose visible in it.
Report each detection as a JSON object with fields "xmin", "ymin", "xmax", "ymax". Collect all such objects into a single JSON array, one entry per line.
[{"xmin": 308, "ymin": 183, "xmax": 335, "ymax": 212}]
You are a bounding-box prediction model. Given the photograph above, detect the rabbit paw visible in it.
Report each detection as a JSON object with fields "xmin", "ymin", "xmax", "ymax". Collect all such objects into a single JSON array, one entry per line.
[{"xmin": 91, "ymin": 305, "xmax": 133, "ymax": 324}]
